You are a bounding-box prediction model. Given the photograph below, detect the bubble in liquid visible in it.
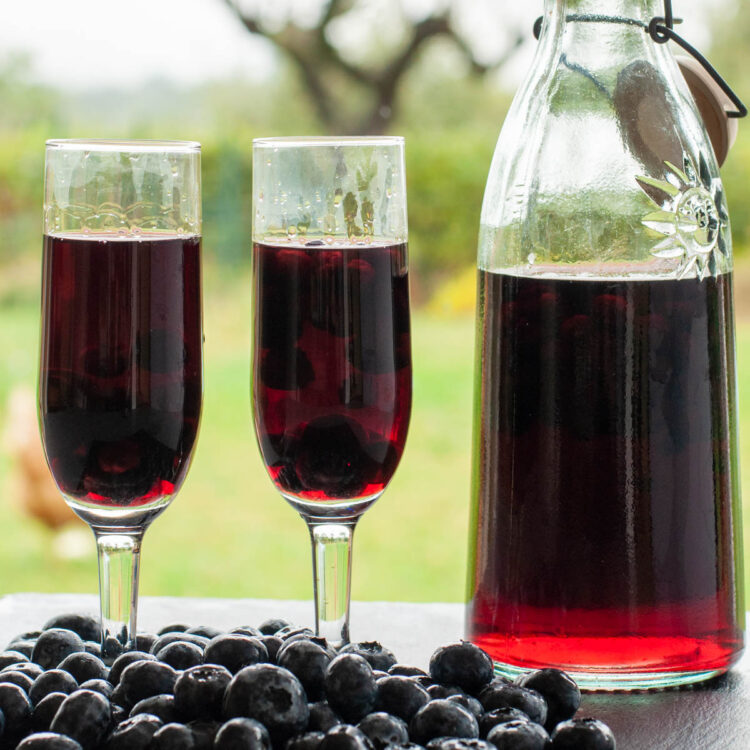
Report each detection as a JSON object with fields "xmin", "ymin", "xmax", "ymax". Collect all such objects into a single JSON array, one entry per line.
[
  {"xmin": 333, "ymin": 188, "xmax": 343, "ymax": 207},
  {"xmin": 177, "ymin": 226, "xmax": 184, "ymax": 234},
  {"xmin": 131, "ymin": 226, "xmax": 142, "ymax": 235},
  {"xmin": 527, "ymin": 252, "xmax": 536, "ymax": 265},
  {"xmin": 288, "ymin": 226, "xmax": 298, "ymax": 238},
  {"xmin": 258, "ymin": 191, "xmax": 264, "ymax": 202},
  {"xmin": 325, "ymin": 235, "xmax": 334, "ymax": 245}
]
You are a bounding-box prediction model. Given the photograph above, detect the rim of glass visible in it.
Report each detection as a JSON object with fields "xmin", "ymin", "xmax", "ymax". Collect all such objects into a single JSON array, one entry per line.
[
  {"xmin": 253, "ymin": 135, "xmax": 404, "ymax": 148},
  {"xmin": 46, "ymin": 138, "xmax": 201, "ymax": 152}
]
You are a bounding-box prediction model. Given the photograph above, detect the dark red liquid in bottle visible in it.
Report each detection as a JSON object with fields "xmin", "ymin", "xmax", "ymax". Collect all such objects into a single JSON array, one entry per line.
[
  {"xmin": 252, "ymin": 241, "xmax": 411, "ymax": 506},
  {"xmin": 39, "ymin": 233, "xmax": 202, "ymax": 514},
  {"xmin": 467, "ymin": 269, "xmax": 744, "ymax": 684}
]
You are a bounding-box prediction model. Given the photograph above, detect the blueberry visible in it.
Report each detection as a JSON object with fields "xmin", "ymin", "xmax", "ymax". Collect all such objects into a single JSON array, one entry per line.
[
  {"xmin": 104, "ymin": 713, "xmax": 163, "ymax": 750},
  {"xmin": 0, "ymin": 651, "xmax": 31, "ymax": 669},
  {"xmin": 31, "ymin": 692, "xmax": 67, "ymax": 732},
  {"xmin": 374, "ymin": 676, "xmax": 429, "ymax": 722},
  {"xmin": 203, "ymin": 634, "xmax": 268, "ymax": 674},
  {"xmin": 10, "ymin": 640, "xmax": 37, "ymax": 659},
  {"xmin": 49, "ymin": 689, "xmax": 111, "ymax": 750},
  {"xmin": 108, "ymin": 651, "xmax": 156, "ymax": 685},
  {"xmin": 16, "ymin": 733, "xmax": 84, "ymax": 749},
  {"xmin": 151, "ymin": 633, "xmax": 209, "ymax": 654},
  {"xmin": 425, "ymin": 740, "xmax": 496, "ymax": 750},
  {"xmin": 4, "ymin": 663, "xmax": 44, "ymax": 680},
  {"xmin": 478, "ymin": 685, "xmax": 547, "ymax": 726},
  {"xmin": 9, "ymin": 631, "xmax": 41, "ymax": 645},
  {"xmin": 186, "ymin": 625, "xmax": 223, "ymax": 639},
  {"xmin": 293, "ymin": 417, "xmax": 372, "ymax": 498},
  {"xmin": 478, "ymin": 708, "xmax": 530, "ymax": 738},
  {"xmin": 129, "ymin": 694, "xmax": 180, "ymax": 724},
  {"xmin": 259, "ymin": 618, "xmax": 291, "ymax": 635},
  {"xmin": 230, "ymin": 627, "xmax": 263, "ymax": 638},
  {"xmin": 277, "ymin": 635, "xmax": 331, "ymax": 660},
  {"xmin": 428, "ymin": 643, "xmax": 494, "ymax": 694},
  {"xmin": 338, "ymin": 643, "xmax": 397, "ymax": 672},
  {"xmin": 319, "ymin": 724, "xmax": 374, "ymax": 750},
  {"xmin": 551, "ymin": 719, "xmax": 615, "ymax": 750},
  {"xmin": 0, "ymin": 669, "xmax": 34, "ymax": 692},
  {"xmin": 308, "ymin": 701, "xmax": 342, "ymax": 732},
  {"xmin": 101, "ymin": 636, "xmax": 123, "ymax": 661},
  {"xmin": 134, "ymin": 633, "xmax": 159, "ymax": 653},
  {"xmin": 187, "ymin": 719, "xmax": 221, "ymax": 749},
  {"xmin": 286, "ymin": 730, "xmax": 325, "ymax": 750},
  {"xmin": 259, "ymin": 635, "xmax": 283, "ymax": 662},
  {"xmin": 78, "ymin": 679, "xmax": 113, "ymax": 699},
  {"xmin": 58, "ymin": 652, "xmax": 108, "ymax": 683},
  {"xmin": 174, "ymin": 664, "xmax": 232, "ymax": 721},
  {"xmin": 427, "ymin": 685, "xmax": 464, "ymax": 700},
  {"xmin": 387, "ymin": 665, "xmax": 429, "ymax": 680},
  {"xmin": 157, "ymin": 641, "xmax": 204, "ymax": 670},
  {"xmin": 222, "ymin": 663, "xmax": 309, "ymax": 744},
  {"xmin": 83, "ymin": 642, "xmax": 102, "ymax": 658},
  {"xmin": 357, "ymin": 712, "xmax": 409, "ymax": 749},
  {"xmin": 42, "ymin": 614, "xmax": 101, "ymax": 643},
  {"xmin": 109, "ymin": 684, "xmax": 127, "ymax": 709},
  {"xmin": 214, "ymin": 717, "xmax": 272, "ymax": 750},
  {"xmin": 32, "ymin": 629, "xmax": 85, "ymax": 670},
  {"xmin": 158, "ymin": 624, "xmax": 191, "ymax": 635},
  {"xmin": 119, "ymin": 660, "xmax": 178, "ymax": 706},
  {"xmin": 445, "ymin": 694, "xmax": 483, "ymax": 720},
  {"xmin": 515, "ymin": 670, "xmax": 580, "ymax": 730},
  {"xmin": 408, "ymin": 700, "xmax": 479, "ymax": 745},
  {"xmin": 30, "ymin": 670, "xmax": 79, "ymax": 705},
  {"xmin": 325, "ymin": 654, "xmax": 377, "ymax": 723},
  {"xmin": 278, "ymin": 639, "xmax": 333, "ymax": 700},
  {"xmin": 149, "ymin": 722, "xmax": 197, "ymax": 749},
  {"xmin": 277, "ymin": 627, "xmax": 315, "ymax": 641},
  {"xmin": 111, "ymin": 703, "xmax": 127, "ymax": 726},
  {"xmin": 487, "ymin": 721, "xmax": 550, "ymax": 750}
]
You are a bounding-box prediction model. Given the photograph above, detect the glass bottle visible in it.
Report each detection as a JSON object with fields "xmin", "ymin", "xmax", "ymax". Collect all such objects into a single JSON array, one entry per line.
[{"xmin": 466, "ymin": 0, "xmax": 744, "ymax": 690}]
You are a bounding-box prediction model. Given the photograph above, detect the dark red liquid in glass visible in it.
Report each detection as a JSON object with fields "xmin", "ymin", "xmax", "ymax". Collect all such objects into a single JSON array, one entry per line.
[
  {"xmin": 467, "ymin": 269, "xmax": 744, "ymax": 677},
  {"xmin": 39, "ymin": 233, "xmax": 202, "ymax": 510},
  {"xmin": 252, "ymin": 241, "xmax": 411, "ymax": 503}
]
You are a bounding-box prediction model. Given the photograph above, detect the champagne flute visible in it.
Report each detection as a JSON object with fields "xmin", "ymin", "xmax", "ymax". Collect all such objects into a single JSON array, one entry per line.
[
  {"xmin": 251, "ymin": 136, "xmax": 411, "ymax": 647},
  {"xmin": 39, "ymin": 139, "xmax": 203, "ymax": 659}
]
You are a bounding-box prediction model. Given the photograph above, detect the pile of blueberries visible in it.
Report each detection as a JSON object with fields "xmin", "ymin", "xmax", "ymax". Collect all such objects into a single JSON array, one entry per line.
[{"xmin": 0, "ymin": 614, "xmax": 616, "ymax": 749}]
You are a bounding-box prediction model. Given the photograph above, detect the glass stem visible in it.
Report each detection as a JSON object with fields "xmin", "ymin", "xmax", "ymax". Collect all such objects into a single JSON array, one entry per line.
[
  {"xmin": 93, "ymin": 528, "xmax": 143, "ymax": 661},
  {"xmin": 307, "ymin": 520, "xmax": 357, "ymax": 648}
]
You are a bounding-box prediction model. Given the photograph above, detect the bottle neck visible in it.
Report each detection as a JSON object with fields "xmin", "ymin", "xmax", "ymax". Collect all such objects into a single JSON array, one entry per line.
[{"xmin": 549, "ymin": 0, "xmax": 663, "ymax": 22}]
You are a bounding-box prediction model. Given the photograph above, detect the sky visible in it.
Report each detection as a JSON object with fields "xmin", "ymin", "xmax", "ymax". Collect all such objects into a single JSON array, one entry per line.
[{"xmin": 0, "ymin": 0, "xmax": 727, "ymax": 91}]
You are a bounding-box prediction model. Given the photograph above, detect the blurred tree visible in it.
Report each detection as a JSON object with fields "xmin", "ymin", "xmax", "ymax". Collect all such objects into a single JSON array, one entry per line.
[{"xmin": 222, "ymin": 0, "xmax": 524, "ymax": 134}]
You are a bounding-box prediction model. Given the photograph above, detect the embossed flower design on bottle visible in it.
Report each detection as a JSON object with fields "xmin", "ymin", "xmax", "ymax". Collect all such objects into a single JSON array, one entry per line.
[{"xmin": 637, "ymin": 153, "xmax": 728, "ymax": 279}]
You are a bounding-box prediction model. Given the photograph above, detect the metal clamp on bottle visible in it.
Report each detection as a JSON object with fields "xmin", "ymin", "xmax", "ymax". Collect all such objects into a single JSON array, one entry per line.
[
  {"xmin": 533, "ymin": 0, "xmax": 746, "ymax": 119},
  {"xmin": 648, "ymin": 0, "xmax": 746, "ymax": 117}
]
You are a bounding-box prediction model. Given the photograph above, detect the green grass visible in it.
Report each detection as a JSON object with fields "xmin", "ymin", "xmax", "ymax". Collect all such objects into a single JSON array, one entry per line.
[{"xmin": 5, "ymin": 268, "xmax": 750, "ymax": 606}]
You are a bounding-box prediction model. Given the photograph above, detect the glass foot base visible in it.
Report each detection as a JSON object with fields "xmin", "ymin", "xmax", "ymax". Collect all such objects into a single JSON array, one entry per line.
[{"xmin": 493, "ymin": 660, "xmax": 727, "ymax": 691}]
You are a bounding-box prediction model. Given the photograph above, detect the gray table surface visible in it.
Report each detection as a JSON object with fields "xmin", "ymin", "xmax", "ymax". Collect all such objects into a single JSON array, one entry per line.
[{"xmin": 0, "ymin": 594, "xmax": 747, "ymax": 750}]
